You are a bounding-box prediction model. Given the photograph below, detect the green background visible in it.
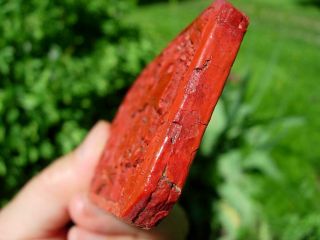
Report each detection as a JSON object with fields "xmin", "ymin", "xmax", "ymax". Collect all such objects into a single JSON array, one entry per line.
[{"xmin": 0, "ymin": 0, "xmax": 319, "ymax": 239}]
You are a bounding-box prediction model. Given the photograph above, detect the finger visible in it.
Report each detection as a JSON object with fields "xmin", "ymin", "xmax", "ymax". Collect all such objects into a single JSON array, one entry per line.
[
  {"xmin": 68, "ymin": 226, "xmax": 150, "ymax": 240},
  {"xmin": 70, "ymin": 194, "xmax": 188, "ymax": 240},
  {"xmin": 0, "ymin": 121, "xmax": 110, "ymax": 239},
  {"xmin": 69, "ymin": 194, "xmax": 141, "ymax": 235}
]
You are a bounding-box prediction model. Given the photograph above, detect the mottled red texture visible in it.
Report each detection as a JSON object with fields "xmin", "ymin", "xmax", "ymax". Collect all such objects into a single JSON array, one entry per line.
[{"xmin": 90, "ymin": 0, "xmax": 249, "ymax": 229}]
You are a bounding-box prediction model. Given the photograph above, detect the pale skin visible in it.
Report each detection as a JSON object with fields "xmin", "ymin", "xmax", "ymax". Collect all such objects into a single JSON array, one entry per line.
[{"xmin": 0, "ymin": 121, "xmax": 188, "ymax": 240}]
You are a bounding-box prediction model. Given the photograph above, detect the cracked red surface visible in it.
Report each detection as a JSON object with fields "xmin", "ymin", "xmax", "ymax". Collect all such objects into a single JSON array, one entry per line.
[{"xmin": 90, "ymin": 0, "xmax": 249, "ymax": 229}]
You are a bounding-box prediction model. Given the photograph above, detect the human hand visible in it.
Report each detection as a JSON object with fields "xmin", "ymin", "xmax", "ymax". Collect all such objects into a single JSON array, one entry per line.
[{"xmin": 0, "ymin": 121, "xmax": 188, "ymax": 240}]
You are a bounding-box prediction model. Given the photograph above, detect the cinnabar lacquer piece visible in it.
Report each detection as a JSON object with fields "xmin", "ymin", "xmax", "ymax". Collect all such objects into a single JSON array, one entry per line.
[{"xmin": 91, "ymin": 0, "xmax": 248, "ymax": 229}]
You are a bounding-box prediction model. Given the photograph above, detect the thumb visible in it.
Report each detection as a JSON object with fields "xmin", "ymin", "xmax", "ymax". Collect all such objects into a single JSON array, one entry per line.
[{"xmin": 0, "ymin": 121, "xmax": 110, "ymax": 239}]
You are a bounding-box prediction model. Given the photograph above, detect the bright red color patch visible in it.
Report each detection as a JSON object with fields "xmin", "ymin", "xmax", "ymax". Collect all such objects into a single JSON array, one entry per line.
[{"xmin": 90, "ymin": 0, "xmax": 249, "ymax": 229}]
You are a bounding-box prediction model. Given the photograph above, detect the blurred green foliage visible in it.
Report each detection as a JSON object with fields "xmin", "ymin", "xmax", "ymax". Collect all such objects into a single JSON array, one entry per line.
[
  {"xmin": 1, "ymin": 0, "xmax": 320, "ymax": 239},
  {"xmin": 0, "ymin": 0, "xmax": 152, "ymax": 203}
]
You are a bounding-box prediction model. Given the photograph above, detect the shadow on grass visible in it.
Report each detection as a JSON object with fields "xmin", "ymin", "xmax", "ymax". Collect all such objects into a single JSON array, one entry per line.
[{"xmin": 298, "ymin": 0, "xmax": 320, "ymax": 8}]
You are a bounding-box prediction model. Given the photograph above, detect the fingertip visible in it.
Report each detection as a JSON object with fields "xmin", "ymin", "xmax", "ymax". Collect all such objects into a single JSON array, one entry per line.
[
  {"xmin": 70, "ymin": 121, "xmax": 111, "ymax": 191},
  {"xmin": 75, "ymin": 120, "xmax": 111, "ymax": 162},
  {"xmin": 91, "ymin": 119, "xmax": 111, "ymax": 129},
  {"xmin": 93, "ymin": 120, "xmax": 111, "ymax": 138},
  {"xmin": 94, "ymin": 119, "xmax": 111, "ymax": 137}
]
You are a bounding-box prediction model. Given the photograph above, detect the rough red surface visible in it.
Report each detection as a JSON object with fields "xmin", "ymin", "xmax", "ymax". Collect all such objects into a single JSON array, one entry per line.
[{"xmin": 90, "ymin": 0, "xmax": 249, "ymax": 229}]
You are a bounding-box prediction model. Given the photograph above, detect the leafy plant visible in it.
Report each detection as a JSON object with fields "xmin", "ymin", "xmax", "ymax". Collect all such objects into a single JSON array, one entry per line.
[
  {"xmin": 0, "ymin": 0, "xmax": 152, "ymax": 204},
  {"xmin": 181, "ymin": 62, "xmax": 308, "ymax": 239},
  {"xmin": 181, "ymin": 68, "xmax": 313, "ymax": 239}
]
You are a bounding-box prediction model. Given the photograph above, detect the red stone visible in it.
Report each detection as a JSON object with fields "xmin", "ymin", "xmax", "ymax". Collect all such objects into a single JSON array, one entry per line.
[{"xmin": 90, "ymin": 0, "xmax": 249, "ymax": 229}]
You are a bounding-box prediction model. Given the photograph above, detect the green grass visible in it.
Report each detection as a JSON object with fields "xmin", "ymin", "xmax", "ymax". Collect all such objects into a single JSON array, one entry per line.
[
  {"xmin": 127, "ymin": 1, "xmax": 320, "ymax": 153},
  {"xmin": 127, "ymin": 0, "xmax": 320, "ymax": 239}
]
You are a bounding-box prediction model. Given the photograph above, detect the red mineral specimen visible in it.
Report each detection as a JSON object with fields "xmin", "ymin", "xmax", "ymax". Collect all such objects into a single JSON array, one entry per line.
[{"xmin": 90, "ymin": 0, "xmax": 249, "ymax": 229}]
